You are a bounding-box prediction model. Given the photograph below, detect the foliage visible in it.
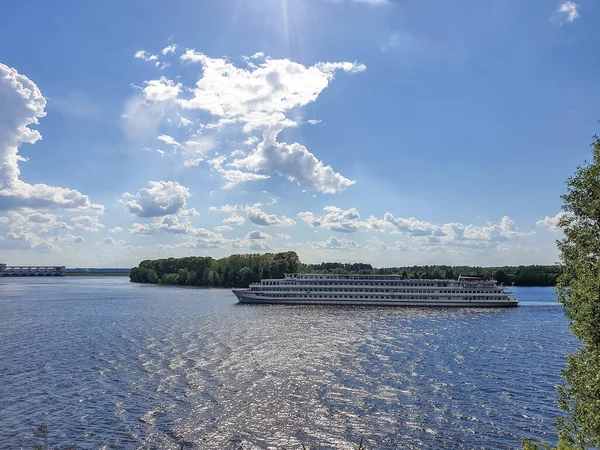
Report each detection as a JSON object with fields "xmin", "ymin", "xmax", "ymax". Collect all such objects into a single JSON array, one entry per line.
[
  {"xmin": 552, "ymin": 135, "xmax": 600, "ymax": 448},
  {"xmin": 522, "ymin": 135, "xmax": 600, "ymax": 449},
  {"xmin": 130, "ymin": 252, "xmax": 301, "ymax": 287},
  {"xmin": 130, "ymin": 251, "xmax": 560, "ymax": 288},
  {"xmin": 299, "ymin": 262, "xmax": 560, "ymax": 286}
]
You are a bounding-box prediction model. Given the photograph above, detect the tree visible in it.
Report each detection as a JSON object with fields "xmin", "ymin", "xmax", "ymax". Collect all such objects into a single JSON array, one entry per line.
[
  {"xmin": 553, "ymin": 135, "xmax": 600, "ymax": 448},
  {"xmin": 524, "ymin": 136, "xmax": 600, "ymax": 450}
]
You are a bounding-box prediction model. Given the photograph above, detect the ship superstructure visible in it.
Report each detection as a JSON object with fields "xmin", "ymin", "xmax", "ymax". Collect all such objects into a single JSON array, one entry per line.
[{"xmin": 232, "ymin": 273, "xmax": 518, "ymax": 307}]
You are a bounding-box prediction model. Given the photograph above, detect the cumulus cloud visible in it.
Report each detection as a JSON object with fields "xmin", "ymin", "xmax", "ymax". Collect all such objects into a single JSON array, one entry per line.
[
  {"xmin": 161, "ymin": 44, "xmax": 177, "ymax": 55},
  {"xmin": 209, "ymin": 201, "xmax": 270, "ymax": 213},
  {"xmin": 312, "ymin": 236, "xmax": 360, "ymax": 250},
  {"xmin": 135, "ymin": 50, "xmax": 159, "ymax": 62},
  {"xmin": 298, "ymin": 206, "xmax": 531, "ymax": 250},
  {"xmin": 71, "ymin": 215, "xmax": 105, "ymax": 232},
  {"xmin": 0, "ymin": 62, "xmax": 104, "ymax": 212},
  {"xmin": 124, "ymin": 52, "xmax": 365, "ymax": 193},
  {"xmin": 365, "ymin": 236, "xmax": 412, "ymax": 252},
  {"xmin": 143, "ymin": 77, "xmax": 181, "ymax": 102},
  {"xmin": 277, "ymin": 233, "xmax": 291, "ymax": 240},
  {"xmin": 0, "ymin": 211, "xmax": 87, "ymax": 252},
  {"xmin": 299, "ymin": 206, "xmax": 387, "ymax": 233},
  {"xmin": 223, "ymin": 213, "xmax": 246, "ymax": 225},
  {"xmin": 101, "ymin": 236, "xmax": 125, "ymax": 245},
  {"xmin": 109, "ymin": 226, "xmax": 123, "ymax": 233},
  {"xmin": 558, "ymin": 1, "xmax": 579, "ymax": 22},
  {"xmin": 129, "ymin": 222, "xmax": 153, "ymax": 235},
  {"xmin": 232, "ymin": 124, "xmax": 355, "ymax": 193},
  {"xmin": 536, "ymin": 212, "xmax": 567, "ymax": 231},
  {"xmin": 179, "ymin": 51, "xmax": 365, "ymax": 125},
  {"xmin": 207, "ymin": 155, "xmax": 270, "ymax": 189},
  {"xmin": 384, "ymin": 213, "xmax": 444, "ymax": 236},
  {"xmin": 247, "ymin": 207, "xmax": 295, "ymax": 227},
  {"xmin": 157, "ymin": 134, "xmax": 181, "ymax": 147},
  {"xmin": 209, "ymin": 201, "xmax": 293, "ymax": 227},
  {"xmin": 129, "ymin": 214, "xmax": 221, "ymax": 240},
  {"xmin": 122, "ymin": 181, "xmax": 191, "ymax": 218},
  {"xmin": 246, "ymin": 230, "xmax": 271, "ymax": 240}
]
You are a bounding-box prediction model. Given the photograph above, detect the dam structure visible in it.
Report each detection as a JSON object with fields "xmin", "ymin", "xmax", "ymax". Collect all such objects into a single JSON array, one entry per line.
[{"xmin": 0, "ymin": 264, "xmax": 66, "ymax": 277}]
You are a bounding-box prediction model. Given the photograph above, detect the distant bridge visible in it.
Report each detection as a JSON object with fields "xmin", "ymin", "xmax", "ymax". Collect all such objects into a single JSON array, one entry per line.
[{"xmin": 0, "ymin": 264, "xmax": 66, "ymax": 277}]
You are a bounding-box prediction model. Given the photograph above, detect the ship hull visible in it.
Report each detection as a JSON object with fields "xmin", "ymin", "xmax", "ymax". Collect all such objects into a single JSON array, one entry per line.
[{"xmin": 232, "ymin": 290, "xmax": 518, "ymax": 307}]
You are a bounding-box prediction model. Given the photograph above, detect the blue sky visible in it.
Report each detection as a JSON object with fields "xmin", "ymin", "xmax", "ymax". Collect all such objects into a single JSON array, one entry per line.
[{"xmin": 0, "ymin": 0, "xmax": 598, "ymax": 268}]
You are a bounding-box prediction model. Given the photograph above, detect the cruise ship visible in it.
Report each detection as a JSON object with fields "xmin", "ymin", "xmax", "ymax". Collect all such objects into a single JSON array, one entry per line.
[{"xmin": 232, "ymin": 274, "xmax": 518, "ymax": 307}]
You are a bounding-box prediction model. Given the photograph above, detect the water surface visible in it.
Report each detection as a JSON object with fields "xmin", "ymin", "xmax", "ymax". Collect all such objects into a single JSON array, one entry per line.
[{"xmin": 0, "ymin": 278, "xmax": 575, "ymax": 449}]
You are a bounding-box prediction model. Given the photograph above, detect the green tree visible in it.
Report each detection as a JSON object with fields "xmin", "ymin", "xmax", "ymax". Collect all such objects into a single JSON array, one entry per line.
[
  {"xmin": 524, "ymin": 136, "xmax": 600, "ymax": 450},
  {"xmin": 554, "ymin": 135, "xmax": 600, "ymax": 448}
]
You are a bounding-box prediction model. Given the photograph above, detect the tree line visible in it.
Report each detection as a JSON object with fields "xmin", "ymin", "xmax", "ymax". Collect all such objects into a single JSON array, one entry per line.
[
  {"xmin": 130, "ymin": 253, "xmax": 560, "ymax": 287},
  {"xmin": 129, "ymin": 251, "xmax": 301, "ymax": 287},
  {"xmin": 300, "ymin": 262, "xmax": 560, "ymax": 286}
]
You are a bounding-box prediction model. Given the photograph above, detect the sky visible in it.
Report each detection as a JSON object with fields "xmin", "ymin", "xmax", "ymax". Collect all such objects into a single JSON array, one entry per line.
[{"xmin": 0, "ymin": 0, "xmax": 598, "ymax": 268}]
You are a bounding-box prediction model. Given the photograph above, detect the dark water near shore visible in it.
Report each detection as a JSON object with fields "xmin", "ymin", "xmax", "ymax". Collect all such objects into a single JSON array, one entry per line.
[{"xmin": 0, "ymin": 278, "xmax": 575, "ymax": 449}]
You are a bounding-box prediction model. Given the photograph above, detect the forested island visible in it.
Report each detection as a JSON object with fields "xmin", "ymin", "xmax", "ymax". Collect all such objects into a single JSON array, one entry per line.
[{"xmin": 129, "ymin": 251, "xmax": 560, "ymax": 287}]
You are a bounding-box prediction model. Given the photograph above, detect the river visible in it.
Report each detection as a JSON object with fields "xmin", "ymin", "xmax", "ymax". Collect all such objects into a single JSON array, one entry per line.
[{"xmin": 0, "ymin": 277, "xmax": 575, "ymax": 449}]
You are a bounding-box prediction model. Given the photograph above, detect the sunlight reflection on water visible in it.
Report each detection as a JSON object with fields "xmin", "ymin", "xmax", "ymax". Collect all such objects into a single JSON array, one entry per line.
[{"xmin": 0, "ymin": 280, "xmax": 574, "ymax": 449}]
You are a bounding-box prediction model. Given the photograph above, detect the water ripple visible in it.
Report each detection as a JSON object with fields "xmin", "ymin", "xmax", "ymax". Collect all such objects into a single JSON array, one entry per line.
[{"xmin": 0, "ymin": 279, "xmax": 575, "ymax": 449}]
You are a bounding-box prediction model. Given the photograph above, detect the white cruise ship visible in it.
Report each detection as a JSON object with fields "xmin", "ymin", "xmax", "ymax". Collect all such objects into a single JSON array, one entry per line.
[{"xmin": 232, "ymin": 274, "xmax": 518, "ymax": 307}]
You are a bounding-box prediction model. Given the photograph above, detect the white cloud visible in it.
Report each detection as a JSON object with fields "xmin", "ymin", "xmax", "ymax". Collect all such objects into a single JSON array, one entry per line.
[
  {"xmin": 213, "ymin": 225, "xmax": 233, "ymax": 232},
  {"xmin": 366, "ymin": 236, "xmax": 412, "ymax": 252},
  {"xmin": 0, "ymin": 212, "xmax": 88, "ymax": 253},
  {"xmin": 558, "ymin": 1, "xmax": 579, "ymax": 22},
  {"xmin": 122, "ymin": 181, "xmax": 191, "ymax": 218},
  {"xmin": 0, "ymin": 62, "xmax": 104, "ymax": 212},
  {"xmin": 129, "ymin": 222, "xmax": 153, "ymax": 235},
  {"xmin": 536, "ymin": 212, "xmax": 567, "ymax": 231},
  {"xmin": 223, "ymin": 213, "xmax": 246, "ymax": 225},
  {"xmin": 161, "ymin": 44, "xmax": 177, "ymax": 55},
  {"xmin": 299, "ymin": 206, "xmax": 531, "ymax": 250},
  {"xmin": 134, "ymin": 50, "xmax": 159, "ymax": 62},
  {"xmin": 120, "ymin": 77, "xmax": 182, "ymax": 143},
  {"xmin": 299, "ymin": 206, "xmax": 387, "ymax": 233},
  {"xmin": 209, "ymin": 203, "xmax": 263, "ymax": 213},
  {"xmin": 210, "ymin": 202, "xmax": 294, "ymax": 227},
  {"xmin": 207, "ymin": 155, "xmax": 270, "ymax": 189},
  {"xmin": 277, "ymin": 233, "xmax": 291, "ymax": 240},
  {"xmin": 222, "ymin": 170, "xmax": 270, "ymax": 190},
  {"xmin": 243, "ymin": 136, "xmax": 259, "ymax": 147},
  {"xmin": 439, "ymin": 216, "xmax": 528, "ymax": 242},
  {"xmin": 181, "ymin": 135, "xmax": 216, "ymax": 166},
  {"xmin": 157, "ymin": 134, "xmax": 181, "ymax": 147},
  {"xmin": 143, "ymin": 77, "xmax": 181, "ymax": 102},
  {"xmin": 109, "ymin": 226, "xmax": 123, "ymax": 233},
  {"xmin": 384, "ymin": 213, "xmax": 444, "ymax": 236},
  {"xmin": 71, "ymin": 215, "xmax": 105, "ymax": 232},
  {"xmin": 312, "ymin": 236, "xmax": 360, "ymax": 250},
  {"xmin": 124, "ymin": 52, "xmax": 365, "ymax": 192},
  {"xmin": 179, "ymin": 51, "xmax": 365, "ymax": 131},
  {"xmin": 246, "ymin": 230, "xmax": 272, "ymax": 240},
  {"xmin": 129, "ymin": 213, "xmax": 221, "ymax": 240},
  {"xmin": 247, "ymin": 208, "xmax": 296, "ymax": 227},
  {"xmin": 101, "ymin": 236, "xmax": 125, "ymax": 245},
  {"xmin": 232, "ymin": 124, "xmax": 355, "ymax": 193}
]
